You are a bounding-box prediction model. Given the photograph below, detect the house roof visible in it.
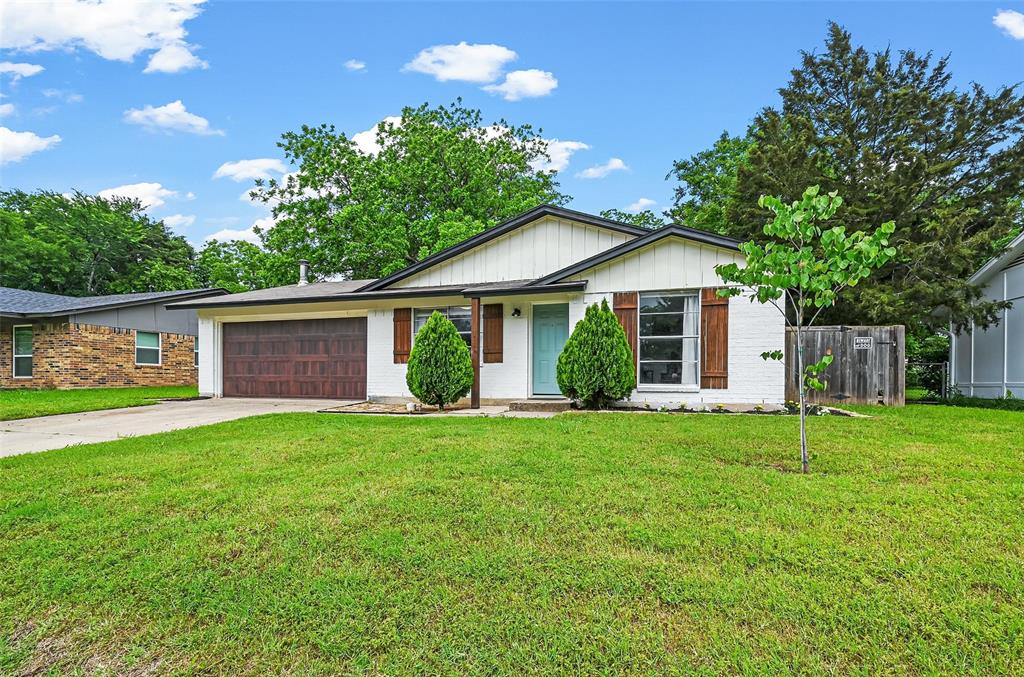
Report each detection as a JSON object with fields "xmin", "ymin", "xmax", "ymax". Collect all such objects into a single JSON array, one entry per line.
[
  {"xmin": 527, "ymin": 224, "xmax": 741, "ymax": 286},
  {"xmin": 969, "ymin": 230, "xmax": 1024, "ymax": 286},
  {"xmin": 167, "ymin": 279, "xmax": 587, "ymax": 310},
  {"xmin": 0, "ymin": 287, "xmax": 228, "ymax": 319},
  {"xmin": 357, "ymin": 204, "xmax": 651, "ymax": 292}
]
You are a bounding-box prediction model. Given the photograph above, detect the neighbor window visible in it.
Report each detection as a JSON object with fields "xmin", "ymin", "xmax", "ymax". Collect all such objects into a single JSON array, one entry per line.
[
  {"xmin": 194, "ymin": 336, "xmax": 199, "ymax": 367},
  {"xmin": 414, "ymin": 307, "xmax": 473, "ymax": 346},
  {"xmin": 12, "ymin": 325, "xmax": 32, "ymax": 378},
  {"xmin": 638, "ymin": 292, "xmax": 699, "ymax": 386},
  {"xmin": 136, "ymin": 331, "xmax": 161, "ymax": 365}
]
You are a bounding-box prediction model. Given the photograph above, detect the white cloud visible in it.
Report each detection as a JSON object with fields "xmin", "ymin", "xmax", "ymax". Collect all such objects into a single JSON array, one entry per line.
[
  {"xmin": 162, "ymin": 213, "xmax": 195, "ymax": 229},
  {"xmin": 123, "ymin": 100, "xmax": 223, "ymax": 136},
  {"xmin": 205, "ymin": 215, "xmax": 272, "ymax": 245},
  {"xmin": 214, "ymin": 158, "xmax": 286, "ymax": 181},
  {"xmin": 576, "ymin": 157, "xmax": 629, "ymax": 179},
  {"xmin": 351, "ymin": 115, "xmax": 403, "ymax": 155},
  {"xmin": 994, "ymin": 9, "xmax": 1024, "ymax": 39},
  {"xmin": 42, "ymin": 89, "xmax": 84, "ymax": 103},
  {"xmin": 483, "ymin": 69, "xmax": 558, "ymax": 101},
  {"xmin": 0, "ymin": 127, "xmax": 61, "ymax": 164},
  {"xmin": 403, "ymin": 42, "xmax": 517, "ymax": 83},
  {"xmin": 627, "ymin": 197, "xmax": 656, "ymax": 212},
  {"xmin": 0, "ymin": 103, "xmax": 14, "ymax": 117},
  {"xmin": 144, "ymin": 41, "xmax": 208, "ymax": 73},
  {"xmin": 98, "ymin": 182, "xmax": 177, "ymax": 210},
  {"xmin": 1, "ymin": 0, "xmax": 207, "ymax": 73},
  {"xmin": 0, "ymin": 62, "xmax": 44, "ymax": 80},
  {"xmin": 530, "ymin": 139, "xmax": 590, "ymax": 173},
  {"xmin": 344, "ymin": 59, "xmax": 366, "ymax": 71}
]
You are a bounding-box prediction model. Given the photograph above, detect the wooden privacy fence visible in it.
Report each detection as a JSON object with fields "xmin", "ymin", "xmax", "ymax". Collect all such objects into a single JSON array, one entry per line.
[{"xmin": 785, "ymin": 325, "xmax": 905, "ymax": 406}]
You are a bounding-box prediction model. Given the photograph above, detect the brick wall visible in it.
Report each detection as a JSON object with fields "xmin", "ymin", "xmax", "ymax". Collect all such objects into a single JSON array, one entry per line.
[{"xmin": 0, "ymin": 320, "xmax": 197, "ymax": 389}]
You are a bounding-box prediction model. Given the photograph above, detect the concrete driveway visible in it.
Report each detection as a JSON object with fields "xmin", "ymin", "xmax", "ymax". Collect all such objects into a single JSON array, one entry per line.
[{"xmin": 0, "ymin": 398, "xmax": 353, "ymax": 458}]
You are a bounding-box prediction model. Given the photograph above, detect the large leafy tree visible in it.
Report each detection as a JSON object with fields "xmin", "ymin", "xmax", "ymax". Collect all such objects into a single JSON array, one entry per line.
[
  {"xmin": 252, "ymin": 99, "xmax": 569, "ymax": 281},
  {"xmin": 0, "ymin": 190, "xmax": 202, "ymax": 296},
  {"xmin": 671, "ymin": 23, "xmax": 1024, "ymax": 332},
  {"xmin": 666, "ymin": 131, "xmax": 752, "ymax": 235},
  {"xmin": 196, "ymin": 239, "xmax": 278, "ymax": 293},
  {"xmin": 599, "ymin": 208, "xmax": 664, "ymax": 229}
]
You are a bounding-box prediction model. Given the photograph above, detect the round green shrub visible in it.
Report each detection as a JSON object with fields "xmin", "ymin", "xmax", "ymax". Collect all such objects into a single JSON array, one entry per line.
[
  {"xmin": 406, "ymin": 310, "xmax": 474, "ymax": 410},
  {"xmin": 556, "ymin": 299, "xmax": 635, "ymax": 408}
]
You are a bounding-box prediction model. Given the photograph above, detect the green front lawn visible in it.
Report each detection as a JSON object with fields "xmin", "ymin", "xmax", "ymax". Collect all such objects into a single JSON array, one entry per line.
[
  {"xmin": 0, "ymin": 385, "xmax": 199, "ymax": 421},
  {"xmin": 1, "ymin": 406, "xmax": 1021, "ymax": 673}
]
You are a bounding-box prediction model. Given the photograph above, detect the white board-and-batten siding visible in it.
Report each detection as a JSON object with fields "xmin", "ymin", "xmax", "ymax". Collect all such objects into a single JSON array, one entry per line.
[
  {"xmin": 568, "ymin": 238, "xmax": 746, "ymax": 292},
  {"xmin": 394, "ymin": 216, "xmax": 635, "ymax": 288}
]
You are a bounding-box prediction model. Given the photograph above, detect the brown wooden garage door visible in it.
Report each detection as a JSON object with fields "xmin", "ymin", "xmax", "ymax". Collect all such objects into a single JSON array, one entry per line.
[{"xmin": 222, "ymin": 318, "xmax": 366, "ymax": 399}]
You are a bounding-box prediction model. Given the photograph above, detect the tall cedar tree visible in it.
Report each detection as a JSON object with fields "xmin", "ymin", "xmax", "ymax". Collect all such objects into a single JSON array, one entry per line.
[
  {"xmin": 0, "ymin": 190, "xmax": 202, "ymax": 295},
  {"xmin": 671, "ymin": 23, "xmax": 1024, "ymax": 332},
  {"xmin": 251, "ymin": 100, "xmax": 568, "ymax": 284}
]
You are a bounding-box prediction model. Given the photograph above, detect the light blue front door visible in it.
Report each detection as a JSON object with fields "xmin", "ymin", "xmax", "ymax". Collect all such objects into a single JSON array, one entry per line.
[{"xmin": 532, "ymin": 303, "xmax": 569, "ymax": 395}]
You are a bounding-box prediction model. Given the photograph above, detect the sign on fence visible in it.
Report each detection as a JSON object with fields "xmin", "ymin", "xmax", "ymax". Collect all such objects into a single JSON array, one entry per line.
[{"xmin": 785, "ymin": 325, "xmax": 905, "ymax": 406}]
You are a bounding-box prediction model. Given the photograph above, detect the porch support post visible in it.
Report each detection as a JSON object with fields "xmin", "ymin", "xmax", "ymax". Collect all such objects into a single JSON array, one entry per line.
[{"xmin": 470, "ymin": 296, "xmax": 481, "ymax": 409}]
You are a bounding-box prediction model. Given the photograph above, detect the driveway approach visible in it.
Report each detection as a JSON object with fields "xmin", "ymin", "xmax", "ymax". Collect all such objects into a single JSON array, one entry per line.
[{"xmin": 0, "ymin": 398, "xmax": 352, "ymax": 457}]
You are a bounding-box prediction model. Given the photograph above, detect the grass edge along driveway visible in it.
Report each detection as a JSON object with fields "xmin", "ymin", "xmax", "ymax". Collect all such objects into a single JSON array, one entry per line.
[
  {"xmin": 1, "ymin": 405, "xmax": 1021, "ymax": 673},
  {"xmin": 0, "ymin": 385, "xmax": 199, "ymax": 421}
]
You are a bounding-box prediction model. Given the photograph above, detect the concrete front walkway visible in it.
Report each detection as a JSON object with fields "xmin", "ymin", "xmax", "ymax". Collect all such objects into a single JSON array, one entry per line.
[{"xmin": 0, "ymin": 398, "xmax": 353, "ymax": 458}]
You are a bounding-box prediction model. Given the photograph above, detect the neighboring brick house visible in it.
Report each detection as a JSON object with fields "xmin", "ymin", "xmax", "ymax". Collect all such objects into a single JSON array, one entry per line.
[{"xmin": 1, "ymin": 287, "xmax": 226, "ymax": 389}]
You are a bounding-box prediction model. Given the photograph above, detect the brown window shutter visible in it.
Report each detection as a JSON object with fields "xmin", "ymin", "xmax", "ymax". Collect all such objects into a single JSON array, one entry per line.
[
  {"xmin": 482, "ymin": 303, "xmax": 503, "ymax": 363},
  {"xmin": 612, "ymin": 292, "xmax": 638, "ymax": 383},
  {"xmin": 700, "ymin": 288, "xmax": 729, "ymax": 389},
  {"xmin": 393, "ymin": 307, "xmax": 411, "ymax": 364}
]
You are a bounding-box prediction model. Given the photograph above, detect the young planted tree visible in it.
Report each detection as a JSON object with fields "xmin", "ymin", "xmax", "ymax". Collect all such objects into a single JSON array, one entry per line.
[
  {"xmin": 406, "ymin": 311, "xmax": 474, "ymax": 410},
  {"xmin": 716, "ymin": 186, "xmax": 896, "ymax": 473},
  {"xmin": 556, "ymin": 300, "xmax": 635, "ymax": 409}
]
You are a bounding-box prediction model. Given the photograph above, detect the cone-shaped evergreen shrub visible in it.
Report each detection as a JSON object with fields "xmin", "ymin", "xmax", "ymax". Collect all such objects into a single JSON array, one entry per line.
[
  {"xmin": 406, "ymin": 310, "xmax": 474, "ymax": 410},
  {"xmin": 556, "ymin": 299, "xmax": 635, "ymax": 408}
]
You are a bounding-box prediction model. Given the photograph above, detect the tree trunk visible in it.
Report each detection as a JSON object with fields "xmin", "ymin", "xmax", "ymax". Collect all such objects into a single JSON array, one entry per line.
[{"xmin": 797, "ymin": 333, "xmax": 809, "ymax": 474}]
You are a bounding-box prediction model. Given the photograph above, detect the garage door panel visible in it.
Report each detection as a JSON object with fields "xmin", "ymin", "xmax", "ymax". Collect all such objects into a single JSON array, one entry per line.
[{"xmin": 223, "ymin": 318, "xmax": 366, "ymax": 399}]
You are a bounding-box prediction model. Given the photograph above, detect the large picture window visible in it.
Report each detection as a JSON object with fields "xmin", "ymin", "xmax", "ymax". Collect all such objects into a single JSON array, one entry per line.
[
  {"xmin": 638, "ymin": 292, "xmax": 699, "ymax": 386},
  {"xmin": 13, "ymin": 325, "xmax": 32, "ymax": 378},
  {"xmin": 136, "ymin": 331, "xmax": 161, "ymax": 365},
  {"xmin": 414, "ymin": 307, "xmax": 473, "ymax": 346}
]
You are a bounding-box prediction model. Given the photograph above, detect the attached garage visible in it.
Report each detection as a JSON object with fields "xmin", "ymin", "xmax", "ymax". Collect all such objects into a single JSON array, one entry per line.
[{"xmin": 222, "ymin": 318, "xmax": 366, "ymax": 399}]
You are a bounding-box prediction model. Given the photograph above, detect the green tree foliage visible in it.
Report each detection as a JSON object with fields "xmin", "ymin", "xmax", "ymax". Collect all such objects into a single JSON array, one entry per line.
[
  {"xmin": 406, "ymin": 311, "xmax": 474, "ymax": 410},
  {"xmin": 717, "ymin": 186, "xmax": 896, "ymax": 473},
  {"xmin": 252, "ymin": 99, "xmax": 569, "ymax": 280},
  {"xmin": 556, "ymin": 299, "xmax": 635, "ymax": 409},
  {"xmin": 669, "ymin": 23, "xmax": 1024, "ymax": 332},
  {"xmin": 667, "ymin": 131, "xmax": 752, "ymax": 235},
  {"xmin": 599, "ymin": 208, "xmax": 664, "ymax": 229},
  {"xmin": 0, "ymin": 189, "xmax": 202, "ymax": 295},
  {"xmin": 196, "ymin": 239, "xmax": 279, "ymax": 293}
]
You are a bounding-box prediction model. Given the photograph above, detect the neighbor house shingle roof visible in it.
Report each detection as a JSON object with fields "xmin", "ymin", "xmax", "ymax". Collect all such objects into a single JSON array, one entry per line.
[{"xmin": 0, "ymin": 287, "xmax": 227, "ymax": 318}]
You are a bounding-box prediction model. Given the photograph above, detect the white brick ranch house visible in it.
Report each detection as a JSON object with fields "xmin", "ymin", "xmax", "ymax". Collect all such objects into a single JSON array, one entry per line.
[{"xmin": 170, "ymin": 205, "xmax": 784, "ymax": 407}]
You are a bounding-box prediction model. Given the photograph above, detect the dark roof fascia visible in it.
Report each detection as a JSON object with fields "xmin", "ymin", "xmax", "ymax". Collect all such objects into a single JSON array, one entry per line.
[
  {"xmin": 528, "ymin": 225, "xmax": 741, "ymax": 287},
  {"xmin": 166, "ymin": 286, "xmax": 481, "ymax": 310},
  {"xmin": 463, "ymin": 281, "xmax": 587, "ymax": 298},
  {"xmin": 358, "ymin": 205, "xmax": 650, "ymax": 292},
  {"xmin": 18, "ymin": 288, "xmax": 229, "ymax": 318}
]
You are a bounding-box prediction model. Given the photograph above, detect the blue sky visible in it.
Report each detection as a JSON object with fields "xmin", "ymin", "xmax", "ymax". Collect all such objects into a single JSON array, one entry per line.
[{"xmin": 1, "ymin": 1, "xmax": 1022, "ymax": 245}]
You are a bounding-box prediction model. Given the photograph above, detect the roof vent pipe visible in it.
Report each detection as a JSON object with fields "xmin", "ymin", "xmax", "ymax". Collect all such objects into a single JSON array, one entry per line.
[{"xmin": 298, "ymin": 259, "xmax": 309, "ymax": 286}]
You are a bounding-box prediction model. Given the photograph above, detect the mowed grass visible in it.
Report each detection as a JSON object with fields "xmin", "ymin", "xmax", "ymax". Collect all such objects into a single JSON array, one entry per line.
[
  {"xmin": 0, "ymin": 385, "xmax": 199, "ymax": 421},
  {"xmin": 1, "ymin": 406, "xmax": 1022, "ymax": 674}
]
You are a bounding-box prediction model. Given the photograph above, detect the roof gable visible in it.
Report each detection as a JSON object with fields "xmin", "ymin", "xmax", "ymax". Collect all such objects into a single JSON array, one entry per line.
[
  {"xmin": 529, "ymin": 225, "xmax": 741, "ymax": 287},
  {"xmin": 359, "ymin": 205, "xmax": 649, "ymax": 291},
  {"xmin": 970, "ymin": 231, "xmax": 1024, "ymax": 286}
]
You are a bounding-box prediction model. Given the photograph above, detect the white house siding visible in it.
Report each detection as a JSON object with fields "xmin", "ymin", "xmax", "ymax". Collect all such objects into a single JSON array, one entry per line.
[
  {"xmin": 568, "ymin": 237, "xmax": 746, "ymax": 291},
  {"xmin": 395, "ymin": 216, "xmax": 634, "ymax": 288},
  {"xmin": 951, "ymin": 260, "xmax": 1024, "ymax": 398}
]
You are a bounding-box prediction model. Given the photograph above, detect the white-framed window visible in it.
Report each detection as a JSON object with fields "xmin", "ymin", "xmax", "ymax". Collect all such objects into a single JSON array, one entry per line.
[
  {"xmin": 193, "ymin": 336, "xmax": 199, "ymax": 367},
  {"xmin": 638, "ymin": 292, "xmax": 699, "ymax": 386},
  {"xmin": 414, "ymin": 306, "xmax": 473, "ymax": 347},
  {"xmin": 135, "ymin": 331, "xmax": 161, "ymax": 365},
  {"xmin": 12, "ymin": 324, "xmax": 32, "ymax": 378}
]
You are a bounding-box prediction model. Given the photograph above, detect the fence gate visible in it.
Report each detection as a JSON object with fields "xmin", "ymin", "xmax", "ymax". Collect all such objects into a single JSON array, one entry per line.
[{"xmin": 785, "ymin": 325, "xmax": 905, "ymax": 406}]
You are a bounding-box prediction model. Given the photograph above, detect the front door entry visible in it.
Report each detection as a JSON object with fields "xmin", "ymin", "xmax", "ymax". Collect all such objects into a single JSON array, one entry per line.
[{"xmin": 532, "ymin": 303, "xmax": 569, "ymax": 395}]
